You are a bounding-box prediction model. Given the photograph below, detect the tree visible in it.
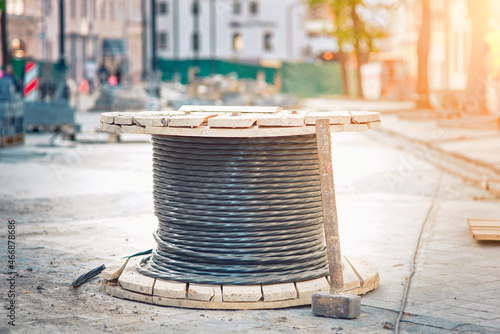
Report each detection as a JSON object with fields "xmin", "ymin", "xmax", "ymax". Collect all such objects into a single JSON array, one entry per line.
[
  {"xmin": 306, "ymin": 0, "xmax": 388, "ymax": 98},
  {"xmin": 416, "ymin": 0, "xmax": 431, "ymax": 108},
  {"xmin": 464, "ymin": 0, "xmax": 489, "ymax": 115}
]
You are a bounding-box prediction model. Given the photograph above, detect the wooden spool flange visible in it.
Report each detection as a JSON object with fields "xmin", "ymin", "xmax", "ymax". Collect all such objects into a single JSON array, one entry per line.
[{"xmin": 100, "ymin": 255, "xmax": 379, "ymax": 310}]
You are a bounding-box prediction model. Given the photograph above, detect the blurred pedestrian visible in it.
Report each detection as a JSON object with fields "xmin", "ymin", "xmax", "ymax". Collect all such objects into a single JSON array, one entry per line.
[
  {"xmin": 3, "ymin": 64, "xmax": 22, "ymax": 93},
  {"xmin": 98, "ymin": 63, "xmax": 109, "ymax": 85},
  {"xmin": 116, "ymin": 63, "xmax": 122, "ymax": 85},
  {"xmin": 83, "ymin": 59, "xmax": 98, "ymax": 94}
]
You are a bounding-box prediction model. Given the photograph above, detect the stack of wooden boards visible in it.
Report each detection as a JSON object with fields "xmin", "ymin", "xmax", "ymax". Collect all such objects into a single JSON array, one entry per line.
[
  {"xmin": 100, "ymin": 105, "xmax": 381, "ymax": 137},
  {"xmin": 468, "ymin": 219, "xmax": 500, "ymax": 241}
]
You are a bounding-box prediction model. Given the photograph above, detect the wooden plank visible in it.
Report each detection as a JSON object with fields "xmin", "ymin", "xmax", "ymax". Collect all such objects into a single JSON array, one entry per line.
[
  {"xmin": 120, "ymin": 125, "xmax": 147, "ymax": 134},
  {"xmin": 208, "ymin": 113, "xmax": 263, "ymax": 128},
  {"xmin": 468, "ymin": 219, "xmax": 500, "ymax": 241},
  {"xmin": 144, "ymin": 123, "xmax": 345, "ymax": 137},
  {"xmin": 257, "ymin": 110, "xmax": 308, "ymax": 127},
  {"xmin": 470, "ymin": 230, "xmax": 500, "ymax": 240},
  {"xmin": 100, "ymin": 122, "xmax": 122, "ymax": 134},
  {"xmin": 295, "ymin": 277, "xmax": 330, "ymax": 301},
  {"xmin": 168, "ymin": 112, "xmax": 220, "ymax": 127},
  {"xmin": 349, "ymin": 111, "xmax": 380, "ymax": 123},
  {"xmin": 101, "ymin": 258, "xmax": 129, "ymax": 281},
  {"xmin": 118, "ymin": 257, "xmax": 155, "ymax": 295},
  {"xmin": 179, "ymin": 105, "xmax": 281, "ymax": 114},
  {"xmin": 304, "ymin": 111, "xmax": 351, "ymax": 125},
  {"xmin": 468, "ymin": 219, "xmax": 500, "ymax": 228},
  {"xmin": 105, "ymin": 282, "xmax": 153, "ymax": 304},
  {"xmin": 344, "ymin": 123, "xmax": 369, "ymax": 132},
  {"xmin": 134, "ymin": 111, "xmax": 185, "ymax": 127},
  {"xmin": 344, "ymin": 256, "xmax": 379, "ymax": 289},
  {"xmin": 342, "ymin": 258, "xmax": 362, "ymax": 291},
  {"xmin": 368, "ymin": 121, "xmax": 381, "ymax": 129},
  {"xmin": 262, "ymin": 283, "xmax": 297, "ymax": 302},
  {"xmin": 188, "ymin": 284, "xmax": 223, "ymax": 302},
  {"xmin": 101, "ymin": 112, "xmax": 123, "ymax": 124},
  {"xmin": 114, "ymin": 114, "xmax": 136, "ymax": 125},
  {"xmin": 222, "ymin": 285, "xmax": 262, "ymax": 302},
  {"xmin": 154, "ymin": 279, "xmax": 187, "ymax": 299}
]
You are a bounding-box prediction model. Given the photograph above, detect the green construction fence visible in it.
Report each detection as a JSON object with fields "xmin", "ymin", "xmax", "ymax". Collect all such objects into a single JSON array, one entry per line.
[{"xmin": 158, "ymin": 59, "xmax": 344, "ymax": 98}]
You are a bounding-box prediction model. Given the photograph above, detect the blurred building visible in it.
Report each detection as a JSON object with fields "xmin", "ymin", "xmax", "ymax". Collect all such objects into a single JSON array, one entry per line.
[
  {"xmin": 1, "ymin": 0, "xmax": 144, "ymax": 84},
  {"xmin": 144, "ymin": 0, "xmax": 336, "ymax": 70}
]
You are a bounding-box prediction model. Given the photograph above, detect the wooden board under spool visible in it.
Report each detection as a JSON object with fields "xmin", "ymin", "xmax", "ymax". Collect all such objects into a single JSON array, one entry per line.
[
  {"xmin": 99, "ymin": 107, "xmax": 381, "ymax": 138},
  {"xmin": 101, "ymin": 255, "xmax": 379, "ymax": 310}
]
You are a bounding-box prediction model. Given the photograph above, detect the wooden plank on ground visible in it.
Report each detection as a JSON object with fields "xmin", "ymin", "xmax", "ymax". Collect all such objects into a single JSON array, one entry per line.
[
  {"xmin": 188, "ymin": 284, "xmax": 223, "ymax": 302},
  {"xmin": 168, "ymin": 112, "xmax": 220, "ymax": 127},
  {"xmin": 304, "ymin": 111, "xmax": 351, "ymax": 125},
  {"xmin": 257, "ymin": 110, "xmax": 308, "ymax": 127},
  {"xmin": 223, "ymin": 285, "xmax": 263, "ymax": 302},
  {"xmin": 179, "ymin": 105, "xmax": 281, "ymax": 114},
  {"xmin": 262, "ymin": 283, "xmax": 297, "ymax": 302},
  {"xmin": 349, "ymin": 111, "xmax": 380, "ymax": 123},
  {"xmin": 117, "ymin": 257, "xmax": 155, "ymax": 295},
  {"xmin": 154, "ymin": 279, "xmax": 187, "ymax": 299},
  {"xmin": 468, "ymin": 219, "xmax": 500, "ymax": 241},
  {"xmin": 208, "ymin": 113, "xmax": 263, "ymax": 128},
  {"xmin": 101, "ymin": 258, "xmax": 129, "ymax": 281}
]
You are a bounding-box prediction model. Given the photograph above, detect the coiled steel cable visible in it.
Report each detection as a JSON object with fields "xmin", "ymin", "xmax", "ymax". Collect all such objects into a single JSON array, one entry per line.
[{"xmin": 137, "ymin": 134, "xmax": 329, "ymax": 285}]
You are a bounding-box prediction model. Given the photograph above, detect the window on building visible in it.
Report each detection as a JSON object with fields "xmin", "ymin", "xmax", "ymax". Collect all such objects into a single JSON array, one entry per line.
[
  {"xmin": 233, "ymin": 0, "xmax": 241, "ymax": 15},
  {"xmin": 6, "ymin": 0, "xmax": 24, "ymax": 15},
  {"xmin": 249, "ymin": 1, "xmax": 258, "ymax": 15},
  {"xmin": 71, "ymin": 0, "xmax": 77, "ymax": 18},
  {"xmin": 82, "ymin": 0, "xmax": 87, "ymax": 18},
  {"xmin": 159, "ymin": 1, "xmax": 169, "ymax": 15},
  {"xmin": 192, "ymin": 32, "xmax": 200, "ymax": 51},
  {"xmin": 192, "ymin": 0, "xmax": 200, "ymax": 15},
  {"xmin": 92, "ymin": 0, "xmax": 96, "ymax": 18},
  {"xmin": 158, "ymin": 32, "xmax": 168, "ymax": 50},
  {"xmin": 233, "ymin": 33, "xmax": 243, "ymax": 52},
  {"xmin": 109, "ymin": 0, "xmax": 115, "ymax": 20},
  {"xmin": 264, "ymin": 32, "xmax": 273, "ymax": 51}
]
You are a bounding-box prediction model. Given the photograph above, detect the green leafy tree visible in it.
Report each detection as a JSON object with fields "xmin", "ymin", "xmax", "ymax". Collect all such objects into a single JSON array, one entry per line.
[{"xmin": 306, "ymin": 0, "xmax": 388, "ymax": 98}]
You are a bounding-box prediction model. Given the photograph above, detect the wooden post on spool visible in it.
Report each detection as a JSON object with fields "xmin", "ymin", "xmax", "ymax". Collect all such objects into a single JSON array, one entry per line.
[{"xmin": 311, "ymin": 118, "xmax": 361, "ymax": 319}]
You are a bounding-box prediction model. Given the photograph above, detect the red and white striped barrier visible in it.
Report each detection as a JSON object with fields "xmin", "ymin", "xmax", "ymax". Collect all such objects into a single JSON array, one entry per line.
[{"xmin": 23, "ymin": 61, "xmax": 39, "ymax": 101}]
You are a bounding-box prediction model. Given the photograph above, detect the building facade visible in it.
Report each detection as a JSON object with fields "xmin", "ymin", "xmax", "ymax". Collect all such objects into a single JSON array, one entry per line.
[
  {"xmin": 2, "ymin": 0, "xmax": 144, "ymax": 84},
  {"xmin": 147, "ymin": 0, "xmax": 335, "ymax": 68}
]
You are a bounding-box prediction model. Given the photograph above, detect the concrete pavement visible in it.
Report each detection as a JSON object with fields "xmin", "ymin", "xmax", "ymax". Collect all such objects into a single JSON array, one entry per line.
[{"xmin": 0, "ymin": 108, "xmax": 499, "ymax": 333}]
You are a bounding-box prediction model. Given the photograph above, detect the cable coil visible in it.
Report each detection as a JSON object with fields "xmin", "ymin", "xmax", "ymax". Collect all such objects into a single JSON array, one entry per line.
[{"xmin": 138, "ymin": 134, "xmax": 329, "ymax": 285}]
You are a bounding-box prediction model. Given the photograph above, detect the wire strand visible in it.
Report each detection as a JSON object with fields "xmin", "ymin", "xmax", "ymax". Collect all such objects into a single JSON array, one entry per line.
[{"xmin": 138, "ymin": 134, "xmax": 330, "ymax": 285}]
